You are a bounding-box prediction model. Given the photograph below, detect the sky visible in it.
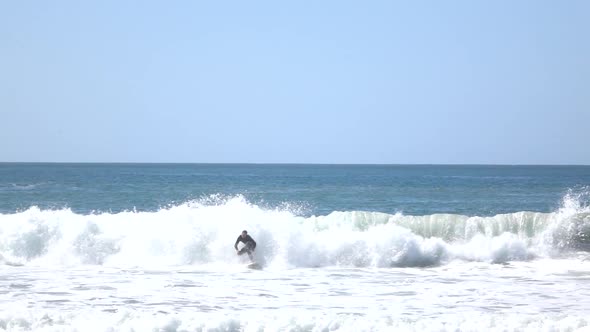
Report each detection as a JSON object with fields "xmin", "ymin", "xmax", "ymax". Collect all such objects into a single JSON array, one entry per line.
[{"xmin": 1, "ymin": 1, "xmax": 589, "ymax": 164}]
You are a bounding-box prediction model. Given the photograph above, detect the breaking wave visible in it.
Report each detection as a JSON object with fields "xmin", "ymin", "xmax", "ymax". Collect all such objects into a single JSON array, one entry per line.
[{"xmin": 0, "ymin": 192, "xmax": 589, "ymax": 268}]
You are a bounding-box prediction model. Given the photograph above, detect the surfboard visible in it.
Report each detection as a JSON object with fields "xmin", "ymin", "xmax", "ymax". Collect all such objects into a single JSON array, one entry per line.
[{"xmin": 247, "ymin": 262, "xmax": 262, "ymax": 270}]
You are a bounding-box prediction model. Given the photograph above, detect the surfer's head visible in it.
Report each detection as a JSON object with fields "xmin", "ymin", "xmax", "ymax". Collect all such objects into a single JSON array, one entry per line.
[{"xmin": 241, "ymin": 230, "xmax": 248, "ymax": 237}]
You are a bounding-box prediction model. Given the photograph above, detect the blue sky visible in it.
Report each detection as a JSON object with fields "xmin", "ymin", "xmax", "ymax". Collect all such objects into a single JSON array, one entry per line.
[{"xmin": 1, "ymin": 1, "xmax": 588, "ymax": 164}]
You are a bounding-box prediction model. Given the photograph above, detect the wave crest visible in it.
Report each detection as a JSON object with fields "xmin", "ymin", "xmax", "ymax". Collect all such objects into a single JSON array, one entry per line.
[{"xmin": 0, "ymin": 195, "xmax": 589, "ymax": 268}]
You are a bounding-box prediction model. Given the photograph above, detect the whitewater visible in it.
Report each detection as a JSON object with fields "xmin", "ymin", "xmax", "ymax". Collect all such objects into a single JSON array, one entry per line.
[{"xmin": 1, "ymin": 195, "xmax": 590, "ymax": 331}]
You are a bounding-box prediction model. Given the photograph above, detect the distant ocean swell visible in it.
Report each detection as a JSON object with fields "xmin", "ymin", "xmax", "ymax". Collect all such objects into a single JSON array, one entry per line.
[{"xmin": 0, "ymin": 192, "xmax": 588, "ymax": 268}]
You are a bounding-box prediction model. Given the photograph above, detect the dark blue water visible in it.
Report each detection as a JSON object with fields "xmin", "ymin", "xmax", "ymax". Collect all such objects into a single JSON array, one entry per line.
[{"xmin": 0, "ymin": 163, "xmax": 589, "ymax": 216}]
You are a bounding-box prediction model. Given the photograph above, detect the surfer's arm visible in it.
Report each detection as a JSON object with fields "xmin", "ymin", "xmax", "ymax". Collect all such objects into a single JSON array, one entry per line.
[{"xmin": 234, "ymin": 236, "xmax": 241, "ymax": 250}]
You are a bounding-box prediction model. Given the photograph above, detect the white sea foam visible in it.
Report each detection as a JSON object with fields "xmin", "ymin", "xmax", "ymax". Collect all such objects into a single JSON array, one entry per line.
[
  {"xmin": 0, "ymin": 195, "xmax": 588, "ymax": 268},
  {"xmin": 0, "ymin": 309, "xmax": 588, "ymax": 332}
]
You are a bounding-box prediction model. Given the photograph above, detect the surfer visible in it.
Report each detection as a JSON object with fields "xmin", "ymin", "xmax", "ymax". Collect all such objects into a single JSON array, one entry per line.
[{"xmin": 234, "ymin": 230, "xmax": 257, "ymax": 261}]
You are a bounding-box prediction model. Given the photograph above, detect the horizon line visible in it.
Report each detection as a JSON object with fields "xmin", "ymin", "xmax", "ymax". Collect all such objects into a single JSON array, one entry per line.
[{"xmin": 1, "ymin": 161, "xmax": 589, "ymax": 167}]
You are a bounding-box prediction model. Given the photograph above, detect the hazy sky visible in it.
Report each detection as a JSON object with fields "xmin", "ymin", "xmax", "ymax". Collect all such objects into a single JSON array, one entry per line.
[{"xmin": 1, "ymin": 1, "xmax": 588, "ymax": 164}]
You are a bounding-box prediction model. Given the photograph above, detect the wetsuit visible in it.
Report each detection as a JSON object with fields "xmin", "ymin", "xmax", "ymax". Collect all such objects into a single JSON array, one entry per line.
[{"xmin": 235, "ymin": 235, "xmax": 256, "ymax": 256}]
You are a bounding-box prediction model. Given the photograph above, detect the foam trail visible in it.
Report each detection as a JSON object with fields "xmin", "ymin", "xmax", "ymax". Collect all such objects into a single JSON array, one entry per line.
[{"xmin": 0, "ymin": 194, "xmax": 589, "ymax": 268}]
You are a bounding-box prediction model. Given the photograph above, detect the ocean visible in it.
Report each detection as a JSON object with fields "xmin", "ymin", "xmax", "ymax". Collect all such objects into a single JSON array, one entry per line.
[{"xmin": 0, "ymin": 163, "xmax": 589, "ymax": 331}]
